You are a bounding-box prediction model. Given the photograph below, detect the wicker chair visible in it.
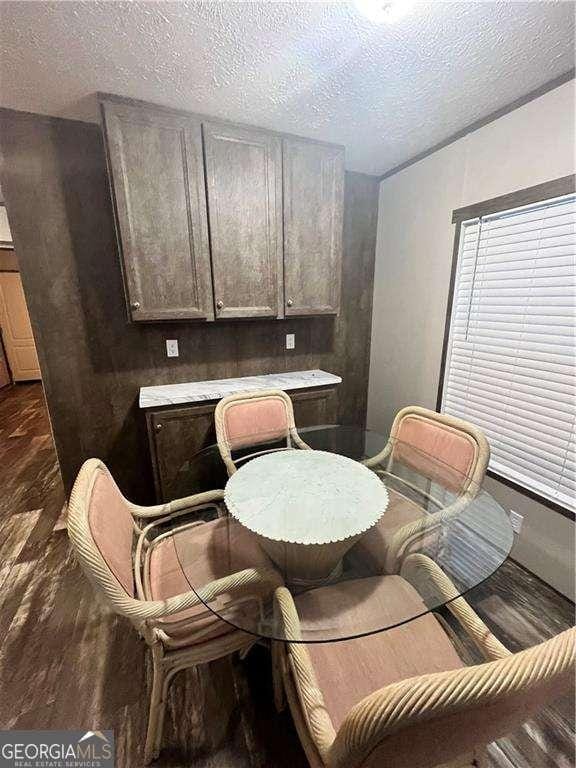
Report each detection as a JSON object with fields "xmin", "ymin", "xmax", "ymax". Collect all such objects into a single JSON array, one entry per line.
[
  {"xmin": 272, "ymin": 556, "xmax": 575, "ymax": 768},
  {"xmin": 67, "ymin": 458, "xmax": 282, "ymax": 763},
  {"xmin": 215, "ymin": 388, "xmax": 310, "ymax": 476},
  {"xmin": 356, "ymin": 405, "xmax": 491, "ymax": 573}
]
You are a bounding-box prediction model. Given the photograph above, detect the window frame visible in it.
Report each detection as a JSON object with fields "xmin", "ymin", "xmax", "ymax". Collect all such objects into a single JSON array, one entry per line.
[{"xmin": 437, "ymin": 174, "xmax": 576, "ymax": 521}]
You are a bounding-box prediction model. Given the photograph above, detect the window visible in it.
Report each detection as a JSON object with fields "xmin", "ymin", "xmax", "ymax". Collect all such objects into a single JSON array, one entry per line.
[{"xmin": 440, "ymin": 183, "xmax": 575, "ymax": 515}]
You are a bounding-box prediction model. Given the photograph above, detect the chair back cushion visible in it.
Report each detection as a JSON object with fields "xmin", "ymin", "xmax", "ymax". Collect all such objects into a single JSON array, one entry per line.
[
  {"xmin": 87, "ymin": 466, "xmax": 135, "ymax": 596},
  {"xmin": 394, "ymin": 413, "xmax": 479, "ymax": 492},
  {"xmin": 222, "ymin": 395, "xmax": 290, "ymax": 450}
]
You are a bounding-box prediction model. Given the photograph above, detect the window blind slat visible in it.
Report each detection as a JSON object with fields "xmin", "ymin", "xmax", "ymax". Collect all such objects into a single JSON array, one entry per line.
[
  {"xmin": 442, "ymin": 192, "xmax": 576, "ymax": 513},
  {"xmin": 452, "ymin": 328, "xmax": 570, "ymax": 352},
  {"xmin": 466, "ymin": 322, "xmax": 576, "ymax": 335},
  {"xmin": 473, "ymin": 242, "xmax": 574, "ymax": 262},
  {"xmin": 447, "ymin": 367, "xmax": 573, "ymax": 399},
  {"xmin": 460, "ymin": 260, "xmax": 574, "ymax": 278},
  {"xmin": 443, "ymin": 391, "xmax": 573, "ymax": 437},
  {"xmin": 450, "ymin": 338, "xmax": 574, "ymax": 362},
  {"xmin": 459, "ymin": 307, "xmax": 576, "ymax": 318},
  {"xmin": 485, "ymin": 199, "xmax": 575, "ymax": 226},
  {"xmin": 450, "ymin": 358, "xmax": 573, "ymax": 387},
  {"xmin": 479, "ymin": 221, "xmax": 575, "ymax": 247},
  {"xmin": 450, "ymin": 346, "xmax": 574, "ymax": 376},
  {"xmin": 444, "ymin": 381, "xmax": 575, "ymax": 419},
  {"xmin": 443, "ymin": 404, "xmax": 573, "ymax": 462}
]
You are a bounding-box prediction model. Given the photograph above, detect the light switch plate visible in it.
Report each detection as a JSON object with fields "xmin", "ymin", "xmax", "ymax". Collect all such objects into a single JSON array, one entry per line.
[
  {"xmin": 166, "ymin": 339, "xmax": 179, "ymax": 358},
  {"xmin": 286, "ymin": 333, "xmax": 295, "ymax": 350}
]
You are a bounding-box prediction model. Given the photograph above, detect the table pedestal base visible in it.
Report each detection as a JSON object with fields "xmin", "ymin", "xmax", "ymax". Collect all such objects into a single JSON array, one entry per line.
[{"xmin": 256, "ymin": 534, "xmax": 362, "ymax": 587}]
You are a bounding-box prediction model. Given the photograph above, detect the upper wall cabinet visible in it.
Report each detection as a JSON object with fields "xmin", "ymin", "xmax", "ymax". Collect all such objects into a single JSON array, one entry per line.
[
  {"xmin": 283, "ymin": 139, "xmax": 344, "ymax": 316},
  {"xmin": 102, "ymin": 101, "xmax": 214, "ymax": 322},
  {"xmin": 101, "ymin": 97, "xmax": 345, "ymax": 323},
  {"xmin": 203, "ymin": 122, "xmax": 283, "ymax": 319}
]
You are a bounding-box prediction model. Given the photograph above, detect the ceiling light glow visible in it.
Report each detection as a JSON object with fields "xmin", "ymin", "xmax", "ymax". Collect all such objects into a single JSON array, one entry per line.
[{"xmin": 354, "ymin": 0, "xmax": 416, "ymax": 24}]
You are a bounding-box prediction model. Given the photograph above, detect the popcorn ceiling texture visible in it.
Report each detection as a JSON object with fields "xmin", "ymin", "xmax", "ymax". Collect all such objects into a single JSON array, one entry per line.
[{"xmin": 0, "ymin": 1, "xmax": 573, "ymax": 175}]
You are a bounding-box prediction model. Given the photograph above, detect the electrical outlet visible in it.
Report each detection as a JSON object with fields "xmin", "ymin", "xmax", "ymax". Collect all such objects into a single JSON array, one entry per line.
[
  {"xmin": 510, "ymin": 510, "xmax": 523, "ymax": 534},
  {"xmin": 166, "ymin": 339, "xmax": 179, "ymax": 358},
  {"xmin": 286, "ymin": 333, "xmax": 295, "ymax": 350}
]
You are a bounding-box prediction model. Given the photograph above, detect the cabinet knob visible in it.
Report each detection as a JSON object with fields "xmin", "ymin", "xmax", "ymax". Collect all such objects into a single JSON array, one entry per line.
[
  {"xmin": 131, "ymin": 301, "xmax": 141, "ymax": 311},
  {"xmin": 216, "ymin": 299, "xmax": 224, "ymax": 310},
  {"xmin": 286, "ymin": 298, "xmax": 294, "ymax": 308},
  {"xmin": 155, "ymin": 423, "xmax": 163, "ymax": 432}
]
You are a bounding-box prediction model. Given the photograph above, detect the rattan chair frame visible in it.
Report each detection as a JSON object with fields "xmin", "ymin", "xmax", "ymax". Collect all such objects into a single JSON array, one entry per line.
[
  {"xmin": 214, "ymin": 388, "xmax": 310, "ymax": 476},
  {"xmin": 272, "ymin": 556, "xmax": 575, "ymax": 768},
  {"xmin": 362, "ymin": 406, "xmax": 491, "ymax": 573},
  {"xmin": 67, "ymin": 458, "xmax": 282, "ymax": 763}
]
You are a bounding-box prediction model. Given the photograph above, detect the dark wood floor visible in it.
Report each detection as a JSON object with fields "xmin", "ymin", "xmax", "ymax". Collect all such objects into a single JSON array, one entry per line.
[{"xmin": 0, "ymin": 382, "xmax": 574, "ymax": 768}]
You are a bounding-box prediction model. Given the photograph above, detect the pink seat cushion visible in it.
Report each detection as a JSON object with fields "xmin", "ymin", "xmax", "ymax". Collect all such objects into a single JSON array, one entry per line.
[
  {"xmin": 351, "ymin": 487, "xmax": 424, "ymax": 572},
  {"xmin": 88, "ymin": 470, "xmax": 135, "ymax": 596},
  {"xmin": 147, "ymin": 517, "xmax": 276, "ymax": 647},
  {"xmin": 395, "ymin": 415, "xmax": 478, "ymax": 492},
  {"xmin": 224, "ymin": 397, "xmax": 289, "ymax": 450},
  {"xmin": 295, "ymin": 576, "xmax": 464, "ymax": 731}
]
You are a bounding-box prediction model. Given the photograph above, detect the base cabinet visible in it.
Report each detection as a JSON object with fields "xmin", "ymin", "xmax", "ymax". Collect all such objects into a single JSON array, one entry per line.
[
  {"xmin": 291, "ymin": 387, "xmax": 338, "ymax": 427},
  {"xmin": 146, "ymin": 385, "xmax": 338, "ymax": 501}
]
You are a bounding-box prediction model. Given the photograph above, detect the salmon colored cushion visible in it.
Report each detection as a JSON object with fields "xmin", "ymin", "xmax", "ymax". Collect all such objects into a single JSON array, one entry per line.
[
  {"xmin": 88, "ymin": 470, "xmax": 135, "ymax": 596},
  {"xmin": 395, "ymin": 415, "xmax": 478, "ymax": 492},
  {"xmin": 224, "ymin": 397, "xmax": 289, "ymax": 450},
  {"xmin": 296, "ymin": 576, "xmax": 464, "ymax": 731},
  {"xmin": 147, "ymin": 517, "xmax": 276, "ymax": 647}
]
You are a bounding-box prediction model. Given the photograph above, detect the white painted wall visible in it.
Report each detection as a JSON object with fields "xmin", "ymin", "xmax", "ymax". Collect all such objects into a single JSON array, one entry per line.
[{"xmin": 367, "ymin": 79, "xmax": 576, "ymax": 599}]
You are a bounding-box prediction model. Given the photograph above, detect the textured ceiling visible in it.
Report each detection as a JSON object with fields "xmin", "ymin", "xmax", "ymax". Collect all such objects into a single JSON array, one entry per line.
[{"xmin": 0, "ymin": 1, "xmax": 574, "ymax": 175}]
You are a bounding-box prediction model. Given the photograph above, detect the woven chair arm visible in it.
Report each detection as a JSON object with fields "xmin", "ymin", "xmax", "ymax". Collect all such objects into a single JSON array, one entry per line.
[
  {"xmin": 400, "ymin": 554, "xmax": 510, "ymax": 660},
  {"xmin": 384, "ymin": 495, "xmax": 472, "ymax": 573},
  {"xmin": 329, "ymin": 626, "xmax": 575, "ymax": 768},
  {"xmin": 129, "ymin": 489, "xmax": 225, "ymax": 519},
  {"xmin": 122, "ymin": 566, "xmax": 281, "ymax": 622},
  {"xmin": 274, "ymin": 586, "xmax": 303, "ymax": 640},
  {"xmin": 362, "ymin": 441, "xmax": 392, "ymax": 469},
  {"xmin": 290, "ymin": 428, "xmax": 312, "ymax": 451},
  {"xmin": 274, "ymin": 587, "xmax": 336, "ymax": 760},
  {"xmin": 152, "ymin": 565, "xmax": 283, "ymax": 620}
]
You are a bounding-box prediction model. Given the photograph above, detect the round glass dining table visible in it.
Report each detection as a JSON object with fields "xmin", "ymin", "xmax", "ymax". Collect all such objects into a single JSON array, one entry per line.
[{"xmin": 168, "ymin": 425, "xmax": 514, "ymax": 643}]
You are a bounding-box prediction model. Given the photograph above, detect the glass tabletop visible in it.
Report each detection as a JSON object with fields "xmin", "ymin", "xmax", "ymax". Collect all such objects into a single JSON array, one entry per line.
[{"xmin": 167, "ymin": 425, "xmax": 514, "ymax": 643}]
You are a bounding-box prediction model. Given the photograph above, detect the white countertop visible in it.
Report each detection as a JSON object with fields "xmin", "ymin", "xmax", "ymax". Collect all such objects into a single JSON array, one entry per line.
[{"xmin": 139, "ymin": 369, "xmax": 342, "ymax": 409}]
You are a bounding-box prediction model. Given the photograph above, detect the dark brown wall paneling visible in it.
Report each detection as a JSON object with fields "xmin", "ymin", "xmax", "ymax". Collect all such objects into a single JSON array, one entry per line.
[{"xmin": 0, "ymin": 108, "xmax": 379, "ymax": 502}]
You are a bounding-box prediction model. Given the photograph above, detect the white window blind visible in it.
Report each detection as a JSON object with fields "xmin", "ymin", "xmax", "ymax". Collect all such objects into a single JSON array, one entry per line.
[{"xmin": 441, "ymin": 192, "xmax": 576, "ymax": 513}]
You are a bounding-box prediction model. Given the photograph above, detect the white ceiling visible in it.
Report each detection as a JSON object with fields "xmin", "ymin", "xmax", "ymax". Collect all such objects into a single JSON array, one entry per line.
[{"xmin": 0, "ymin": 1, "xmax": 574, "ymax": 175}]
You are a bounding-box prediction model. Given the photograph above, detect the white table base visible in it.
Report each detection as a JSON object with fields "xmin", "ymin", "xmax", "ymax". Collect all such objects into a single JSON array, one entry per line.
[{"xmin": 256, "ymin": 533, "xmax": 364, "ymax": 586}]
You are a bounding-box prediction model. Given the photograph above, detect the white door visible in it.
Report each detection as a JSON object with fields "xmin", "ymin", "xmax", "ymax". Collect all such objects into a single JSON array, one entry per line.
[{"xmin": 0, "ymin": 272, "xmax": 41, "ymax": 381}]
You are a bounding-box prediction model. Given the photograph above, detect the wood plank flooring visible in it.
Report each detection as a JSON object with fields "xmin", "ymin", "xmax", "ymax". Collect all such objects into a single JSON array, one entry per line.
[{"xmin": 0, "ymin": 382, "xmax": 574, "ymax": 768}]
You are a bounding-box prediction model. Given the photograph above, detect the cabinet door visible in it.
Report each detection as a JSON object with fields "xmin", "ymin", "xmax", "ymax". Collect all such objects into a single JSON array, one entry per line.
[
  {"xmin": 291, "ymin": 387, "xmax": 338, "ymax": 427},
  {"xmin": 102, "ymin": 101, "xmax": 214, "ymax": 322},
  {"xmin": 203, "ymin": 122, "xmax": 283, "ymax": 319},
  {"xmin": 147, "ymin": 404, "xmax": 227, "ymax": 502},
  {"xmin": 283, "ymin": 140, "xmax": 344, "ymax": 316}
]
